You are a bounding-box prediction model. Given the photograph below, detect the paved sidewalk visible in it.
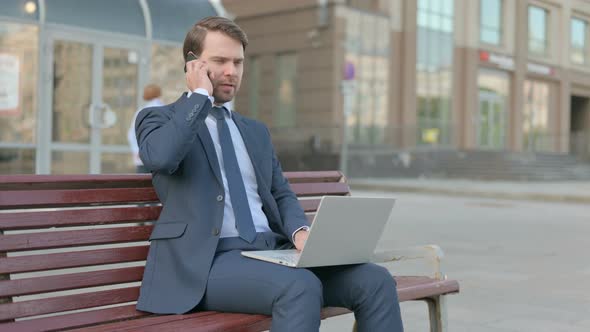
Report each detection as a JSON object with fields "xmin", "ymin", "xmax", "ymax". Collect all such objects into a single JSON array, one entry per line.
[{"xmin": 349, "ymin": 178, "xmax": 590, "ymax": 204}]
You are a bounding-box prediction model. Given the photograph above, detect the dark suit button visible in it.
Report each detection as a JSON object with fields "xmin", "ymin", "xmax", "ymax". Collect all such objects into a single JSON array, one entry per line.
[
  {"xmin": 217, "ymin": 195, "xmax": 224, "ymax": 202},
  {"xmin": 212, "ymin": 228, "xmax": 220, "ymax": 236}
]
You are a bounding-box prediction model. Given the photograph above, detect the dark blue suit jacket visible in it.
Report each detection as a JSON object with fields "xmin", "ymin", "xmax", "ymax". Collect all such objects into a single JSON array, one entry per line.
[{"xmin": 135, "ymin": 93, "xmax": 308, "ymax": 314}]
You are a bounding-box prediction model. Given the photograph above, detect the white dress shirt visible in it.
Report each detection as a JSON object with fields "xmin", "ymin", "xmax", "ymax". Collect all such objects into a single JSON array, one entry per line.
[{"xmin": 188, "ymin": 89, "xmax": 308, "ymax": 241}]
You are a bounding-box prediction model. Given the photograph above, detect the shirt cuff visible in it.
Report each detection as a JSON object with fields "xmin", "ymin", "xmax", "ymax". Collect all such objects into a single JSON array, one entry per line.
[
  {"xmin": 191, "ymin": 88, "xmax": 214, "ymax": 104},
  {"xmin": 292, "ymin": 226, "xmax": 310, "ymax": 242}
]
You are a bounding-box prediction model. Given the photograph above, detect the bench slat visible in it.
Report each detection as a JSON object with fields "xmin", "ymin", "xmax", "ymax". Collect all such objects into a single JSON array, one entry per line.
[
  {"xmin": 0, "ymin": 188, "xmax": 159, "ymax": 209},
  {"xmin": 396, "ymin": 276, "xmax": 460, "ymax": 302},
  {"xmin": 69, "ymin": 308, "xmax": 349, "ymax": 332},
  {"xmin": 0, "ymin": 304, "xmax": 150, "ymax": 332},
  {"xmin": 0, "ymin": 226, "xmax": 152, "ymax": 252},
  {"xmin": 69, "ymin": 307, "xmax": 363, "ymax": 332},
  {"xmin": 0, "ymin": 171, "xmax": 342, "ymax": 190},
  {"xmin": 290, "ymin": 182, "xmax": 350, "ymax": 197},
  {"xmin": 0, "ymin": 174, "xmax": 152, "ymax": 190},
  {"xmin": 284, "ymin": 171, "xmax": 343, "ymax": 183},
  {"xmin": 0, "ymin": 304, "xmax": 151, "ymax": 332},
  {"xmin": 0, "ymin": 266, "xmax": 144, "ymax": 297},
  {"xmin": 299, "ymin": 198, "xmax": 321, "ymax": 212},
  {"xmin": 0, "ymin": 206, "xmax": 161, "ymax": 231},
  {"xmin": 127, "ymin": 312, "xmax": 271, "ymax": 332},
  {"xmin": 0, "ymin": 246, "xmax": 149, "ymax": 274},
  {"xmin": 0, "ymin": 185, "xmax": 342, "ymax": 209},
  {"xmin": 0, "ymin": 287, "xmax": 140, "ymax": 320},
  {"xmin": 0, "ymin": 200, "xmax": 318, "ymax": 231}
]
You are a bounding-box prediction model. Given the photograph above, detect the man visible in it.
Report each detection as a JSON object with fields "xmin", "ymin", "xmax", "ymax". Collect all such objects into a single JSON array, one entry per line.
[
  {"xmin": 127, "ymin": 84, "xmax": 164, "ymax": 173},
  {"xmin": 135, "ymin": 16, "xmax": 403, "ymax": 332}
]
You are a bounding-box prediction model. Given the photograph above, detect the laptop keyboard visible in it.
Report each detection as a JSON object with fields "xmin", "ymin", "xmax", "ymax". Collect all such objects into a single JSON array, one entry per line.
[{"xmin": 264, "ymin": 250, "xmax": 300, "ymax": 265}]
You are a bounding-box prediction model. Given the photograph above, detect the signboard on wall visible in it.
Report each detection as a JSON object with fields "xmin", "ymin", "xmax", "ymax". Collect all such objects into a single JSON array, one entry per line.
[
  {"xmin": 479, "ymin": 51, "xmax": 515, "ymax": 71},
  {"xmin": 0, "ymin": 53, "xmax": 20, "ymax": 115}
]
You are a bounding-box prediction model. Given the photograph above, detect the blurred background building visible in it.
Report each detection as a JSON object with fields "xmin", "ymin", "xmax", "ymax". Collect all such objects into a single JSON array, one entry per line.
[
  {"xmin": 2, "ymin": 0, "xmax": 590, "ymax": 180},
  {"xmin": 0, "ymin": 0, "xmax": 223, "ymax": 174},
  {"xmin": 226, "ymin": 0, "xmax": 590, "ymax": 180}
]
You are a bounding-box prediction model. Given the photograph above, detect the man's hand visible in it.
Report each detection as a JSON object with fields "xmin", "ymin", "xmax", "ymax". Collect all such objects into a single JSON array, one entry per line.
[
  {"xmin": 185, "ymin": 54, "xmax": 214, "ymax": 95},
  {"xmin": 294, "ymin": 229, "xmax": 309, "ymax": 251}
]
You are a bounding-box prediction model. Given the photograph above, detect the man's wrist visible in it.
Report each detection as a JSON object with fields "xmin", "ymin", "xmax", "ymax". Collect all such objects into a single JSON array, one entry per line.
[
  {"xmin": 292, "ymin": 226, "xmax": 310, "ymax": 242},
  {"xmin": 193, "ymin": 88, "xmax": 214, "ymax": 104}
]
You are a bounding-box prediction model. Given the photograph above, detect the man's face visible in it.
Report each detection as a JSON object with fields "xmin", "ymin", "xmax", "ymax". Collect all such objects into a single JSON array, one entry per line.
[{"xmin": 199, "ymin": 31, "xmax": 244, "ymax": 104}]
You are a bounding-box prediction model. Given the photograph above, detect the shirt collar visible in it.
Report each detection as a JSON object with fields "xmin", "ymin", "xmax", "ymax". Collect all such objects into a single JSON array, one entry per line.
[{"xmin": 186, "ymin": 90, "xmax": 233, "ymax": 117}]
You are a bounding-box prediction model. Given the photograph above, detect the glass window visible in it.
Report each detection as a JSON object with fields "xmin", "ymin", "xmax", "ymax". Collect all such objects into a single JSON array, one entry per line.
[
  {"xmin": 523, "ymin": 80, "xmax": 551, "ymax": 152},
  {"xmin": 275, "ymin": 53, "xmax": 297, "ymax": 128},
  {"xmin": 528, "ymin": 5, "xmax": 549, "ymax": 56},
  {"xmin": 344, "ymin": 10, "xmax": 390, "ymax": 145},
  {"xmin": 248, "ymin": 57, "xmax": 260, "ymax": 119},
  {"xmin": 51, "ymin": 151, "xmax": 89, "ymax": 174},
  {"xmin": 0, "ymin": 148, "xmax": 35, "ymax": 174},
  {"xmin": 101, "ymin": 47, "xmax": 139, "ymax": 146},
  {"xmin": 147, "ymin": 0, "xmax": 218, "ymax": 42},
  {"xmin": 0, "ymin": 0, "xmax": 40, "ymax": 21},
  {"xmin": 416, "ymin": 0, "xmax": 454, "ymax": 145},
  {"xmin": 101, "ymin": 152, "xmax": 134, "ymax": 173},
  {"xmin": 571, "ymin": 17, "xmax": 588, "ymax": 65},
  {"xmin": 51, "ymin": 40, "xmax": 92, "ymax": 144},
  {"xmin": 150, "ymin": 43, "xmax": 184, "ymax": 104},
  {"xmin": 480, "ymin": 0, "xmax": 502, "ymax": 45},
  {"xmin": 46, "ymin": 0, "xmax": 145, "ymax": 36},
  {"xmin": 0, "ymin": 22, "xmax": 38, "ymax": 145}
]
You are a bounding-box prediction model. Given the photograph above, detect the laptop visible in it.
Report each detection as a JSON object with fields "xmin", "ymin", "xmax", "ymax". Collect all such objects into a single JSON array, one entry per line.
[{"xmin": 241, "ymin": 196, "xmax": 396, "ymax": 268}]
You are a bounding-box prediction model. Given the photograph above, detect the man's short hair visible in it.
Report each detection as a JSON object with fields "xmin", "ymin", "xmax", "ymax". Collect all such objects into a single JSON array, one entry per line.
[{"xmin": 182, "ymin": 16, "xmax": 248, "ymax": 62}]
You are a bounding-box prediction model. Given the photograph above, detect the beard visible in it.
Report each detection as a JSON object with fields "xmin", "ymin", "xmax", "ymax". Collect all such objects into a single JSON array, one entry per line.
[{"xmin": 212, "ymin": 79, "xmax": 239, "ymax": 104}]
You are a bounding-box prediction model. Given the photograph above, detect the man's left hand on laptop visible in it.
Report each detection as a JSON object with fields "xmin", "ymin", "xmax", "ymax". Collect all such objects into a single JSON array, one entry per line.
[{"xmin": 294, "ymin": 229, "xmax": 309, "ymax": 251}]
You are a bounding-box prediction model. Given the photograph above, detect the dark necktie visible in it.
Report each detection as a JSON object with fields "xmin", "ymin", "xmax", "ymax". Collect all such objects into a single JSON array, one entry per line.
[{"xmin": 210, "ymin": 107, "xmax": 257, "ymax": 243}]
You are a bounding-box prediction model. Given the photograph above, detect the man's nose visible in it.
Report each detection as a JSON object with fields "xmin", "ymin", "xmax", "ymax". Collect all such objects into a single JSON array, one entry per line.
[{"xmin": 223, "ymin": 62, "xmax": 237, "ymax": 76}]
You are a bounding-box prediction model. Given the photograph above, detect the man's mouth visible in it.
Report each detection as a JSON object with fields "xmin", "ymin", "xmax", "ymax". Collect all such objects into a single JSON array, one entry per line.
[{"xmin": 218, "ymin": 83, "xmax": 235, "ymax": 91}]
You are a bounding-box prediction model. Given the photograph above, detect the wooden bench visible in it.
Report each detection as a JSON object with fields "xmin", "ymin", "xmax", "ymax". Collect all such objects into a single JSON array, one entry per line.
[{"xmin": 0, "ymin": 171, "xmax": 459, "ymax": 332}]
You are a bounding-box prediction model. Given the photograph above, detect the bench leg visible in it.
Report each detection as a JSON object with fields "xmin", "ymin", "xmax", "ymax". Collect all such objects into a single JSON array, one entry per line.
[{"xmin": 427, "ymin": 296, "xmax": 448, "ymax": 332}]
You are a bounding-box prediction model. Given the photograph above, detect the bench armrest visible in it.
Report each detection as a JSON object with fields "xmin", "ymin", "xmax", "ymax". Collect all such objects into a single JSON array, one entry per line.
[{"xmin": 372, "ymin": 244, "xmax": 446, "ymax": 280}]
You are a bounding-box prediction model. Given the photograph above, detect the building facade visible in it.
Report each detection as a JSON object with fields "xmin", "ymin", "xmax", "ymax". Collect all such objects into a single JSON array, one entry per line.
[
  {"xmin": 224, "ymin": 0, "xmax": 590, "ymax": 172},
  {"xmin": 0, "ymin": 0, "xmax": 223, "ymax": 174},
  {"xmin": 2, "ymin": 0, "xmax": 590, "ymax": 175}
]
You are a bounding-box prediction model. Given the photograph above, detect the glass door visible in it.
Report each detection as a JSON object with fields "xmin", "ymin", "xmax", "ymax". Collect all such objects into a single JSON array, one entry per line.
[
  {"xmin": 477, "ymin": 91, "xmax": 506, "ymax": 149},
  {"xmin": 39, "ymin": 29, "xmax": 148, "ymax": 174}
]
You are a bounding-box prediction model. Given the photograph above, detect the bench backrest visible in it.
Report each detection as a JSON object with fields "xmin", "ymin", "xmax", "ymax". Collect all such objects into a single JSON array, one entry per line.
[{"xmin": 0, "ymin": 171, "xmax": 349, "ymax": 323}]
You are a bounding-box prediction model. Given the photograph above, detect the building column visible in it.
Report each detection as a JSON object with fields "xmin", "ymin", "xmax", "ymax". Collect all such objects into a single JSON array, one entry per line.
[
  {"xmin": 386, "ymin": 0, "xmax": 404, "ymax": 148},
  {"xmin": 510, "ymin": 0, "xmax": 529, "ymax": 152},
  {"xmin": 400, "ymin": 0, "xmax": 417, "ymax": 148},
  {"xmin": 453, "ymin": 0, "xmax": 479, "ymax": 150}
]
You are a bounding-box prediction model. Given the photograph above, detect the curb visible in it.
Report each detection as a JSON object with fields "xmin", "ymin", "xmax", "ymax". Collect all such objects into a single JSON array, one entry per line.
[{"xmin": 349, "ymin": 182, "xmax": 590, "ymax": 205}]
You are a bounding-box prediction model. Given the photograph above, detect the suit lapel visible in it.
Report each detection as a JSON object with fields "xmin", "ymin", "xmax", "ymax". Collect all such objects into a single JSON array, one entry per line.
[{"xmin": 197, "ymin": 126, "xmax": 223, "ymax": 186}]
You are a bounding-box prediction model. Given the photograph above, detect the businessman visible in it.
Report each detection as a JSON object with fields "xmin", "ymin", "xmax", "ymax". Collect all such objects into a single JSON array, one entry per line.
[{"xmin": 135, "ymin": 16, "xmax": 403, "ymax": 332}]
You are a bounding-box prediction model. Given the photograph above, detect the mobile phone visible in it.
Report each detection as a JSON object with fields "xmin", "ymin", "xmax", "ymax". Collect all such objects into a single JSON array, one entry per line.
[{"xmin": 183, "ymin": 52, "xmax": 198, "ymax": 73}]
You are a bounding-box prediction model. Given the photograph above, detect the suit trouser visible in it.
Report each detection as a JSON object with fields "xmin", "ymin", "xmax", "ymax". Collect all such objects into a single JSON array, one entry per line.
[{"xmin": 197, "ymin": 232, "xmax": 404, "ymax": 332}]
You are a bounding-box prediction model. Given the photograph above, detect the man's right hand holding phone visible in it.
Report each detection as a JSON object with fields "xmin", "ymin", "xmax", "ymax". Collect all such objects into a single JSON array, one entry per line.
[{"xmin": 185, "ymin": 52, "xmax": 214, "ymax": 96}]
